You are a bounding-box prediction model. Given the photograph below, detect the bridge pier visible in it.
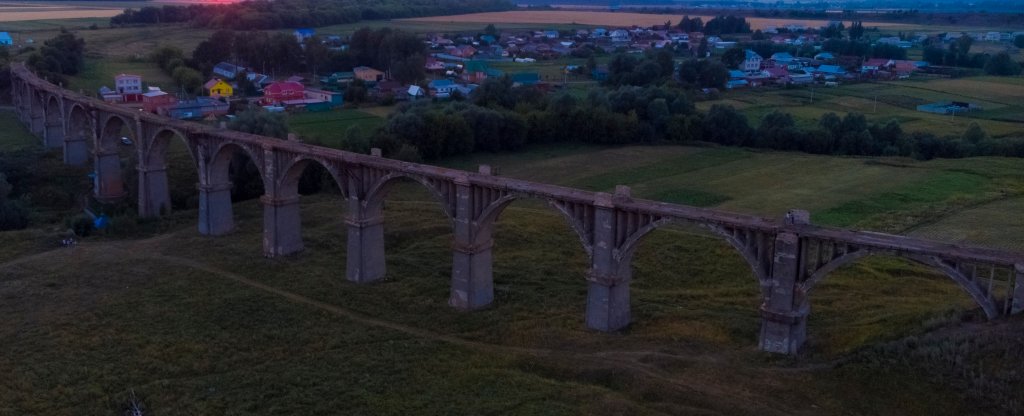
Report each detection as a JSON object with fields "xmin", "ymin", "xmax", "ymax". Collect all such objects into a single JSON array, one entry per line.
[
  {"xmin": 345, "ymin": 209, "xmax": 386, "ymax": 283},
  {"xmin": 585, "ymin": 193, "xmax": 632, "ymax": 332},
  {"xmin": 64, "ymin": 135, "xmax": 89, "ymax": 166},
  {"xmin": 93, "ymin": 151, "xmax": 125, "ymax": 201},
  {"xmin": 198, "ymin": 182, "xmax": 234, "ymax": 235},
  {"xmin": 262, "ymin": 195, "xmax": 303, "ymax": 257},
  {"xmin": 449, "ymin": 179, "xmax": 494, "ymax": 310},
  {"xmin": 759, "ymin": 232, "xmax": 808, "ymax": 355},
  {"xmin": 30, "ymin": 114, "xmax": 44, "ymax": 138},
  {"xmin": 1013, "ymin": 264, "xmax": 1024, "ymax": 314},
  {"xmin": 44, "ymin": 121, "xmax": 63, "ymax": 148},
  {"xmin": 138, "ymin": 166, "xmax": 170, "ymax": 218}
]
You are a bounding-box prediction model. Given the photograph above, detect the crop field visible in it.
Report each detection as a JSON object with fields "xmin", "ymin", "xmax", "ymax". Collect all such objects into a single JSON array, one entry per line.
[
  {"xmin": 0, "ymin": 2, "xmax": 122, "ymax": 22},
  {"xmin": 402, "ymin": 11, "xmax": 918, "ymax": 31},
  {"xmin": 701, "ymin": 76, "xmax": 1024, "ymax": 138}
]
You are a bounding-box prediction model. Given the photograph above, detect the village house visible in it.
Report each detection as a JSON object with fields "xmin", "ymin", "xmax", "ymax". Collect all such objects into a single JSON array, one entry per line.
[
  {"xmin": 164, "ymin": 98, "xmax": 229, "ymax": 120},
  {"xmin": 115, "ymin": 74, "xmax": 142, "ymax": 95},
  {"xmin": 204, "ymin": 78, "xmax": 233, "ymax": 98},
  {"xmin": 424, "ymin": 57, "xmax": 445, "ymax": 72},
  {"xmin": 0, "ymin": 32, "xmax": 12, "ymax": 46},
  {"xmin": 213, "ymin": 62, "xmax": 243, "ymax": 80},
  {"xmin": 262, "ymin": 81, "xmax": 305, "ymax": 104},
  {"xmin": 742, "ymin": 50, "xmax": 763, "ymax": 73},
  {"xmin": 304, "ymin": 88, "xmax": 343, "ymax": 107},
  {"xmin": 142, "ymin": 89, "xmax": 176, "ymax": 114},
  {"xmin": 353, "ymin": 66, "xmax": 385, "ymax": 83},
  {"xmin": 427, "ymin": 79, "xmax": 456, "ymax": 97}
]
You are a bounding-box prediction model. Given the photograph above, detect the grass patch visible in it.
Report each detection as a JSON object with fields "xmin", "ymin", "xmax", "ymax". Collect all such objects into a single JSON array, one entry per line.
[
  {"xmin": 646, "ymin": 188, "xmax": 731, "ymax": 207},
  {"xmin": 0, "ymin": 111, "xmax": 38, "ymax": 152},
  {"xmin": 570, "ymin": 147, "xmax": 750, "ymax": 192},
  {"xmin": 288, "ymin": 109, "xmax": 385, "ymax": 149},
  {"xmin": 813, "ymin": 170, "xmax": 990, "ymax": 229}
]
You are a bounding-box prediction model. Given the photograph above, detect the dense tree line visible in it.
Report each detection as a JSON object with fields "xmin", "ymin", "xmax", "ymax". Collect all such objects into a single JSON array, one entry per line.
[
  {"xmin": 110, "ymin": 0, "xmax": 513, "ymax": 30},
  {"xmin": 364, "ymin": 76, "xmax": 1024, "ymax": 162},
  {"xmin": 25, "ymin": 30, "xmax": 86, "ymax": 85},
  {"xmin": 923, "ymin": 35, "xmax": 1023, "ymax": 75},
  {"xmin": 702, "ymin": 16, "xmax": 751, "ymax": 36}
]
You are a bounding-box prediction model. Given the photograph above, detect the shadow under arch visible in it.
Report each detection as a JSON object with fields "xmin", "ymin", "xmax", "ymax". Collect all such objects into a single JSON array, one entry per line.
[
  {"xmin": 43, "ymin": 94, "xmax": 63, "ymax": 148},
  {"xmin": 93, "ymin": 113, "xmax": 138, "ymax": 201},
  {"xmin": 362, "ymin": 172, "xmax": 456, "ymax": 221},
  {"xmin": 64, "ymin": 103, "xmax": 92, "ymax": 166},
  {"xmin": 141, "ymin": 127, "xmax": 200, "ymax": 216},
  {"xmin": 199, "ymin": 141, "xmax": 267, "ymax": 236}
]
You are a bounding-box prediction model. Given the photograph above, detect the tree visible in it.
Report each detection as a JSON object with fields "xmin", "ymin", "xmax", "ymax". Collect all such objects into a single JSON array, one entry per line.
[
  {"xmin": 721, "ymin": 47, "xmax": 746, "ymax": 69},
  {"xmin": 703, "ymin": 104, "xmax": 751, "ymax": 146},
  {"xmin": 171, "ymin": 66, "xmax": 203, "ymax": 95},
  {"xmin": 484, "ymin": 24, "xmax": 498, "ymax": 37},
  {"xmin": 303, "ymin": 36, "xmax": 330, "ymax": 77},
  {"xmin": 962, "ymin": 122, "xmax": 987, "ymax": 143},
  {"xmin": 697, "ymin": 37, "xmax": 709, "ymax": 57},
  {"xmin": 192, "ymin": 30, "xmax": 235, "ymax": 74},
  {"xmin": 228, "ymin": 108, "xmax": 289, "ymax": 139},
  {"xmin": 1015, "ymin": 35, "xmax": 1024, "ymax": 49},
  {"xmin": 848, "ymin": 21, "xmax": 865, "ymax": 40},
  {"xmin": 984, "ymin": 52, "xmax": 1022, "ymax": 76}
]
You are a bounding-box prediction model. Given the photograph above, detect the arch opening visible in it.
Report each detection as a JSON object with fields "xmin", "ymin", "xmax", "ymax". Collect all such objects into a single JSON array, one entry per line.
[
  {"xmin": 199, "ymin": 143, "xmax": 266, "ymax": 237},
  {"xmin": 628, "ymin": 221, "xmax": 765, "ymax": 348},
  {"xmin": 144, "ymin": 128, "xmax": 199, "ymax": 215},
  {"xmin": 93, "ymin": 114, "xmax": 137, "ymax": 203},
  {"xmin": 43, "ymin": 95, "xmax": 63, "ymax": 148},
  {"xmin": 64, "ymin": 104, "xmax": 92, "ymax": 166},
  {"xmin": 803, "ymin": 253, "xmax": 992, "ymax": 356},
  {"xmin": 480, "ymin": 196, "xmax": 593, "ymax": 337},
  {"xmin": 275, "ymin": 158, "xmax": 346, "ymax": 256}
]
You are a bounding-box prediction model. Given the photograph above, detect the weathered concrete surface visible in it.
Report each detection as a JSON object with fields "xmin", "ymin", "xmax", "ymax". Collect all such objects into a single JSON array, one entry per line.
[{"xmin": 12, "ymin": 63, "xmax": 1024, "ymax": 355}]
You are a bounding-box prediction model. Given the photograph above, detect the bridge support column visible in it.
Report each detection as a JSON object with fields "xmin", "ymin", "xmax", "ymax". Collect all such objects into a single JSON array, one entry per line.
[
  {"xmin": 138, "ymin": 166, "xmax": 170, "ymax": 218},
  {"xmin": 1012, "ymin": 264, "xmax": 1024, "ymax": 315},
  {"xmin": 63, "ymin": 135, "xmax": 89, "ymax": 166},
  {"xmin": 198, "ymin": 182, "xmax": 234, "ymax": 235},
  {"xmin": 30, "ymin": 114, "xmax": 44, "ymax": 138},
  {"xmin": 449, "ymin": 179, "xmax": 494, "ymax": 310},
  {"xmin": 44, "ymin": 121, "xmax": 62, "ymax": 148},
  {"xmin": 93, "ymin": 151, "xmax": 125, "ymax": 201},
  {"xmin": 345, "ymin": 210, "xmax": 386, "ymax": 283},
  {"xmin": 759, "ymin": 232, "xmax": 808, "ymax": 355},
  {"xmin": 585, "ymin": 193, "xmax": 631, "ymax": 332},
  {"xmin": 262, "ymin": 195, "xmax": 303, "ymax": 257}
]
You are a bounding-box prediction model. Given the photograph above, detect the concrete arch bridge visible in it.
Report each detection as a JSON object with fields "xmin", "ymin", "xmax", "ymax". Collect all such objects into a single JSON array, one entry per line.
[{"xmin": 11, "ymin": 63, "xmax": 1024, "ymax": 354}]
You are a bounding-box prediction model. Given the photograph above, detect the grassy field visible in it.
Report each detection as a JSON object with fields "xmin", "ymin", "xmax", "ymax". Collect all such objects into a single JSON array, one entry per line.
[
  {"xmin": 4, "ymin": 94, "xmax": 1024, "ymax": 413},
  {"xmin": 702, "ymin": 76, "xmax": 1024, "ymax": 139},
  {"xmin": 288, "ymin": 109, "xmax": 386, "ymax": 147},
  {"xmin": 0, "ymin": 111, "xmax": 39, "ymax": 152}
]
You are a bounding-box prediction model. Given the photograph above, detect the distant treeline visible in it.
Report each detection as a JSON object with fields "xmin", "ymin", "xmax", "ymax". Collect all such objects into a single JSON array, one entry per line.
[
  {"xmin": 110, "ymin": 0, "xmax": 514, "ymax": 29},
  {"xmin": 357, "ymin": 79, "xmax": 1024, "ymax": 163}
]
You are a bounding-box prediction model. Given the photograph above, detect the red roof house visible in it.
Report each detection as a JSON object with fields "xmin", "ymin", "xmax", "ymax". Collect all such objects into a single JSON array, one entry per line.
[{"xmin": 262, "ymin": 81, "xmax": 305, "ymax": 104}]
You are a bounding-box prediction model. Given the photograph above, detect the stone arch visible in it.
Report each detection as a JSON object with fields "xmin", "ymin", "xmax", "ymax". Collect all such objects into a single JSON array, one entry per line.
[
  {"xmin": 799, "ymin": 250, "xmax": 1000, "ymax": 319},
  {"xmin": 98, "ymin": 113, "xmax": 136, "ymax": 153},
  {"xmin": 145, "ymin": 127, "xmax": 197, "ymax": 169},
  {"xmin": 276, "ymin": 156, "xmax": 347, "ymax": 200},
  {"xmin": 207, "ymin": 141, "xmax": 266, "ymax": 188},
  {"xmin": 44, "ymin": 94, "xmax": 64, "ymax": 148},
  {"xmin": 63, "ymin": 103, "xmax": 92, "ymax": 166},
  {"xmin": 29, "ymin": 89, "xmax": 46, "ymax": 136},
  {"xmin": 363, "ymin": 173, "xmax": 455, "ymax": 221},
  {"xmin": 611, "ymin": 219, "xmax": 773, "ymax": 295}
]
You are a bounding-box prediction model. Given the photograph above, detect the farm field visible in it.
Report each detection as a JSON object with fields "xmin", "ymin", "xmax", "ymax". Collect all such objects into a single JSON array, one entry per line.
[
  {"xmin": 401, "ymin": 10, "xmax": 919, "ymax": 31},
  {"xmin": 4, "ymin": 108, "xmax": 1024, "ymax": 412},
  {"xmin": 288, "ymin": 109, "xmax": 386, "ymax": 147},
  {"xmin": 0, "ymin": 2, "xmax": 122, "ymax": 22},
  {"xmin": 701, "ymin": 76, "xmax": 1024, "ymax": 138}
]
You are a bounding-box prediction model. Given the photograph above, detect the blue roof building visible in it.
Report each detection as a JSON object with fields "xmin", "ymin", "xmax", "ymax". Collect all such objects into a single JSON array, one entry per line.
[
  {"xmin": 728, "ymin": 70, "xmax": 747, "ymax": 79},
  {"xmin": 0, "ymin": 32, "xmax": 12, "ymax": 46},
  {"xmin": 815, "ymin": 65, "xmax": 846, "ymax": 75}
]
